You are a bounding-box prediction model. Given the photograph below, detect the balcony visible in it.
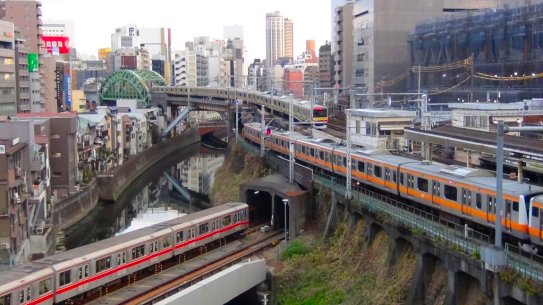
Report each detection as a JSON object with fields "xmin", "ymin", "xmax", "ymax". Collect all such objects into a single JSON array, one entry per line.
[{"xmin": 31, "ymin": 181, "xmax": 46, "ymax": 198}]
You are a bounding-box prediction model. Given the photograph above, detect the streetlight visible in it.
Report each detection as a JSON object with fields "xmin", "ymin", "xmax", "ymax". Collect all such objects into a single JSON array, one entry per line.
[{"xmin": 282, "ymin": 198, "xmax": 289, "ymax": 243}]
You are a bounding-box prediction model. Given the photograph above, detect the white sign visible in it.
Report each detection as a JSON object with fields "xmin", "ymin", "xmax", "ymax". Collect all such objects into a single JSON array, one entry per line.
[{"xmin": 0, "ymin": 145, "xmax": 5, "ymax": 154}]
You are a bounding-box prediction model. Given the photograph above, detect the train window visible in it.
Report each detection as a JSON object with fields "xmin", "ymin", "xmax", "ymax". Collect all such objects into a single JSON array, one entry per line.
[
  {"xmin": 224, "ymin": 215, "xmax": 232, "ymax": 226},
  {"xmin": 38, "ymin": 278, "xmax": 50, "ymax": 295},
  {"xmin": 26, "ymin": 287, "xmax": 30, "ymax": 301},
  {"xmin": 163, "ymin": 236, "xmax": 171, "ymax": 248},
  {"xmin": 367, "ymin": 164, "xmax": 373, "ymax": 176},
  {"xmin": 176, "ymin": 231, "xmax": 183, "ymax": 243},
  {"xmin": 407, "ymin": 175, "xmax": 414, "ymax": 188},
  {"xmin": 199, "ymin": 223, "xmax": 209, "ymax": 234},
  {"xmin": 189, "ymin": 228, "xmax": 196, "ymax": 239},
  {"xmin": 59, "ymin": 270, "xmax": 71, "ymax": 286},
  {"xmin": 85, "ymin": 265, "xmax": 89, "ymax": 277},
  {"xmin": 117, "ymin": 253, "xmax": 122, "ymax": 265},
  {"xmin": 513, "ymin": 201, "xmax": 519, "ymax": 212},
  {"xmin": 357, "ymin": 161, "xmax": 365, "ymax": 172},
  {"xmin": 19, "ymin": 290, "xmax": 23, "ymax": 303},
  {"xmin": 533, "ymin": 207, "xmax": 539, "ymax": 218},
  {"xmin": 79, "ymin": 265, "xmax": 84, "ymax": 279},
  {"xmin": 325, "ymin": 152, "xmax": 330, "ymax": 163},
  {"xmin": 211, "ymin": 220, "xmax": 216, "ymax": 230},
  {"xmin": 374, "ymin": 166, "xmax": 382, "ymax": 178},
  {"xmin": 0, "ymin": 295, "xmax": 11, "ymax": 305},
  {"xmin": 392, "ymin": 171, "xmax": 397, "ymax": 183},
  {"xmin": 301, "ymin": 146, "xmax": 306, "ymax": 154},
  {"xmin": 39, "ymin": 278, "xmax": 51, "ymax": 295},
  {"xmin": 342, "ymin": 157, "xmax": 347, "ymax": 167},
  {"xmin": 488, "ymin": 196, "xmax": 495, "ymax": 212},
  {"xmin": 310, "ymin": 148, "xmax": 314, "ymax": 157},
  {"xmin": 476, "ymin": 194, "xmax": 482, "ymax": 209},
  {"xmin": 400, "ymin": 173, "xmax": 405, "ymax": 185},
  {"xmin": 319, "ymin": 151, "xmax": 324, "ymax": 160},
  {"xmin": 444, "ymin": 185, "xmax": 458, "ymax": 201},
  {"xmin": 0, "ymin": 295, "xmax": 10, "ymax": 305},
  {"xmin": 132, "ymin": 245, "xmax": 145, "ymax": 259},
  {"xmin": 96, "ymin": 257, "xmax": 111, "ymax": 273},
  {"xmin": 417, "ymin": 178, "xmax": 428, "ymax": 192}
]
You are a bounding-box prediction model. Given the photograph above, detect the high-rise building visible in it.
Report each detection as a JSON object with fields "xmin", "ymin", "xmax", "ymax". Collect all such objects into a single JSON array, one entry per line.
[
  {"xmin": 350, "ymin": 0, "xmax": 506, "ymax": 96},
  {"xmin": 0, "ymin": 0, "xmax": 45, "ymax": 112},
  {"xmin": 265, "ymin": 11, "xmax": 285, "ymax": 68},
  {"xmin": 0, "ymin": 0, "xmax": 42, "ymax": 54},
  {"xmin": 333, "ymin": 1, "xmax": 355, "ymax": 89},
  {"xmin": 0, "ymin": 20, "xmax": 16, "ymax": 116},
  {"xmin": 173, "ymin": 49, "xmax": 208, "ymax": 87},
  {"xmin": 14, "ymin": 30, "xmax": 30, "ymax": 113},
  {"xmin": 284, "ymin": 18, "xmax": 293, "ymax": 60},
  {"xmin": 330, "ymin": 0, "xmax": 345, "ymax": 50},
  {"xmin": 319, "ymin": 42, "xmax": 334, "ymax": 89}
]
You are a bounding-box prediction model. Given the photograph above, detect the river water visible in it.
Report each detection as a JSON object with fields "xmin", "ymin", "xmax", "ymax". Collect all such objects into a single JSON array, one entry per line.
[{"xmin": 64, "ymin": 145, "xmax": 226, "ymax": 249}]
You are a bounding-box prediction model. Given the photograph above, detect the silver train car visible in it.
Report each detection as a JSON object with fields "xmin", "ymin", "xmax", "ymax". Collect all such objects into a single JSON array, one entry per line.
[
  {"xmin": 243, "ymin": 122, "xmax": 543, "ymax": 250},
  {"xmin": 0, "ymin": 203, "xmax": 249, "ymax": 305},
  {"xmin": 153, "ymin": 86, "xmax": 328, "ymax": 124}
]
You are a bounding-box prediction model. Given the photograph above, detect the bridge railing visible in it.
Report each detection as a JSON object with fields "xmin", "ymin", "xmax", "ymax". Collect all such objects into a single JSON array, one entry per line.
[{"xmin": 312, "ymin": 171, "xmax": 489, "ymax": 254}]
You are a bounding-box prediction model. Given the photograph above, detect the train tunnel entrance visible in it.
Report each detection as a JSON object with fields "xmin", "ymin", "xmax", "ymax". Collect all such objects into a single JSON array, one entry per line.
[{"xmin": 241, "ymin": 174, "xmax": 309, "ymax": 239}]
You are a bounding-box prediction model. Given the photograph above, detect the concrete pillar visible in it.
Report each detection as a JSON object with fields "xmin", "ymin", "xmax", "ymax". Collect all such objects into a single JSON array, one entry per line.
[
  {"xmin": 364, "ymin": 217, "xmax": 378, "ymax": 247},
  {"xmin": 406, "ymin": 252, "xmax": 425, "ymax": 305},
  {"xmin": 445, "ymin": 270, "xmax": 457, "ymax": 305},
  {"xmin": 466, "ymin": 150, "xmax": 471, "ymax": 168},
  {"xmin": 323, "ymin": 190, "xmax": 338, "ymax": 239},
  {"xmin": 387, "ymin": 236, "xmax": 398, "ymax": 266},
  {"xmin": 517, "ymin": 160, "xmax": 524, "ymax": 183}
]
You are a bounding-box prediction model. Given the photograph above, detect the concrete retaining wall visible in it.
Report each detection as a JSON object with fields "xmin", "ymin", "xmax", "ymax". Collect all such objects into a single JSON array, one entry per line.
[
  {"xmin": 51, "ymin": 181, "xmax": 99, "ymax": 230},
  {"xmin": 96, "ymin": 128, "xmax": 200, "ymax": 202}
]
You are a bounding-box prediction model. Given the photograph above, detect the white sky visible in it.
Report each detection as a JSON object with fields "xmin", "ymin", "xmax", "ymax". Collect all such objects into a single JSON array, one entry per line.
[{"xmin": 41, "ymin": 0, "xmax": 332, "ymax": 61}]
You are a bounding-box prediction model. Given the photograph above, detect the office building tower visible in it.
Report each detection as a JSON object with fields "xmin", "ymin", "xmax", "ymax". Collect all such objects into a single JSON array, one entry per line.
[
  {"xmin": 265, "ymin": 11, "xmax": 285, "ymax": 68},
  {"xmin": 284, "ymin": 18, "xmax": 293, "ymax": 60},
  {"xmin": 0, "ymin": 20, "xmax": 16, "ymax": 116}
]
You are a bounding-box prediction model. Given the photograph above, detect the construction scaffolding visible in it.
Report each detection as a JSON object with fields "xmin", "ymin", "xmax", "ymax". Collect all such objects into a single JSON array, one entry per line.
[{"xmin": 409, "ymin": 3, "xmax": 543, "ymax": 102}]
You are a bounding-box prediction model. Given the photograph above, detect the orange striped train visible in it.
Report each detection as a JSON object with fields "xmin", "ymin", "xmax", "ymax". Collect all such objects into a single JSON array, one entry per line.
[
  {"xmin": 243, "ymin": 122, "xmax": 543, "ymax": 252},
  {"xmin": 0, "ymin": 203, "xmax": 249, "ymax": 305}
]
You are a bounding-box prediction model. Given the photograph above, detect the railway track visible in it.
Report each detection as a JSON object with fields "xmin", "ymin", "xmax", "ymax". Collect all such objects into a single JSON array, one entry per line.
[
  {"xmin": 86, "ymin": 228, "xmax": 282, "ymax": 305},
  {"xmin": 323, "ymin": 117, "xmax": 346, "ymax": 138}
]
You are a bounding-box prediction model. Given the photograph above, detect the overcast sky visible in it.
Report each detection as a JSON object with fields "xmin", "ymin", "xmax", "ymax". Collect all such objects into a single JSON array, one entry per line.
[{"xmin": 41, "ymin": 0, "xmax": 332, "ymax": 61}]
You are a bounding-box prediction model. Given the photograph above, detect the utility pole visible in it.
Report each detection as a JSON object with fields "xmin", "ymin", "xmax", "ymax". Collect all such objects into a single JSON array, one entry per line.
[
  {"xmin": 345, "ymin": 109, "xmax": 352, "ymax": 199},
  {"xmin": 482, "ymin": 122, "xmax": 543, "ymax": 272}
]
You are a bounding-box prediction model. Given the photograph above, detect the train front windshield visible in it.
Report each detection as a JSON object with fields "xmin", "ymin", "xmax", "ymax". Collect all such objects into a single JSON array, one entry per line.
[{"xmin": 313, "ymin": 107, "xmax": 327, "ymax": 118}]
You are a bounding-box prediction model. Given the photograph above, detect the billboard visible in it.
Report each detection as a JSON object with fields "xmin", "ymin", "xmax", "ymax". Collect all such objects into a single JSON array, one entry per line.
[
  {"xmin": 42, "ymin": 36, "xmax": 70, "ymax": 54},
  {"xmin": 121, "ymin": 55, "xmax": 137, "ymax": 70},
  {"xmin": 28, "ymin": 53, "xmax": 38, "ymax": 72}
]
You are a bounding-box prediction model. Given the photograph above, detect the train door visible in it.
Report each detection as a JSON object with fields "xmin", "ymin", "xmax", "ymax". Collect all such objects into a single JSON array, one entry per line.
[
  {"xmin": 461, "ymin": 188, "xmax": 471, "ymax": 216},
  {"xmin": 384, "ymin": 168, "xmax": 392, "ymax": 190},
  {"xmin": 431, "ymin": 181, "xmax": 440, "ymax": 205},
  {"xmin": 486, "ymin": 196, "xmax": 495, "ymax": 223},
  {"xmin": 505, "ymin": 200, "xmax": 513, "ymax": 231}
]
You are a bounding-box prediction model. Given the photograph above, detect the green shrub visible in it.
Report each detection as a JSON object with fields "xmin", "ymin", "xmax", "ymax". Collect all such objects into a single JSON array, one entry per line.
[{"xmin": 282, "ymin": 239, "xmax": 310, "ymax": 260}]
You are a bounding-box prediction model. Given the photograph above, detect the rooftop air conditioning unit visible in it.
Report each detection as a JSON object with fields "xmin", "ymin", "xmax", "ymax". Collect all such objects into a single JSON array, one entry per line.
[{"xmin": 0, "ymin": 243, "xmax": 10, "ymax": 250}]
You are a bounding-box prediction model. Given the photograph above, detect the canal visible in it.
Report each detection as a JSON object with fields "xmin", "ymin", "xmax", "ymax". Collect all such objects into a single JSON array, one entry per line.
[{"xmin": 64, "ymin": 143, "xmax": 226, "ymax": 249}]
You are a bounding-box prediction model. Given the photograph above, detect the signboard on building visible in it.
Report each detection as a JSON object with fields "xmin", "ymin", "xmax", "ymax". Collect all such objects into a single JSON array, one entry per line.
[
  {"xmin": 42, "ymin": 36, "xmax": 70, "ymax": 54},
  {"xmin": 64, "ymin": 75, "xmax": 71, "ymax": 108},
  {"xmin": 28, "ymin": 53, "xmax": 38, "ymax": 72},
  {"xmin": 121, "ymin": 55, "xmax": 137, "ymax": 70}
]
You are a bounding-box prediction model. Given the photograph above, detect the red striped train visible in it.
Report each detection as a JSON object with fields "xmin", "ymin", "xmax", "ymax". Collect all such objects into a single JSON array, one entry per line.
[
  {"xmin": 243, "ymin": 122, "xmax": 543, "ymax": 252},
  {"xmin": 0, "ymin": 203, "xmax": 249, "ymax": 305}
]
